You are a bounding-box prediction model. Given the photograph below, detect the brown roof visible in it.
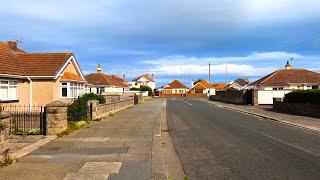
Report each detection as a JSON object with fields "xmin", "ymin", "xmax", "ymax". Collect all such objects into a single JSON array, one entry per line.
[
  {"xmin": 163, "ymin": 80, "xmax": 189, "ymax": 89},
  {"xmin": 233, "ymin": 78, "xmax": 249, "ymax": 86},
  {"xmin": 0, "ymin": 41, "xmax": 74, "ymax": 77},
  {"xmin": 132, "ymin": 74, "xmax": 154, "ymax": 82},
  {"xmin": 61, "ymin": 72, "xmax": 83, "ymax": 81},
  {"xmin": 211, "ymin": 83, "xmax": 228, "ymax": 90},
  {"xmin": 250, "ymin": 69, "xmax": 320, "ymax": 87},
  {"xmin": 0, "ymin": 42, "xmax": 25, "ymax": 76},
  {"xmin": 85, "ymin": 73, "xmax": 128, "ymax": 87},
  {"xmin": 17, "ymin": 53, "xmax": 72, "ymax": 76}
]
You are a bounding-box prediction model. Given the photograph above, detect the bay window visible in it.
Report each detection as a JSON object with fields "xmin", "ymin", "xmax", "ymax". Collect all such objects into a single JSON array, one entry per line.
[
  {"xmin": 60, "ymin": 82, "xmax": 85, "ymax": 98},
  {"xmin": 0, "ymin": 80, "xmax": 18, "ymax": 101}
]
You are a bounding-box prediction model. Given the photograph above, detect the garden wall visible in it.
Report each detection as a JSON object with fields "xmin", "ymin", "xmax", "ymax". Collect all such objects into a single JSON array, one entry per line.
[{"xmin": 273, "ymin": 98, "xmax": 320, "ymax": 118}]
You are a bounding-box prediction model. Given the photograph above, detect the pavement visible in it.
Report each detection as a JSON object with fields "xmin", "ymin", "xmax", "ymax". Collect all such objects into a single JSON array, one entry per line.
[
  {"xmin": 201, "ymin": 98, "xmax": 320, "ymax": 133},
  {"xmin": 0, "ymin": 99, "xmax": 181, "ymax": 180},
  {"xmin": 167, "ymin": 98, "xmax": 320, "ymax": 180}
]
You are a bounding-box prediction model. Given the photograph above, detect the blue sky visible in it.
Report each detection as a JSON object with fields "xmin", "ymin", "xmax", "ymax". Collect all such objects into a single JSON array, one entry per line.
[{"xmin": 1, "ymin": 0, "xmax": 320, "ymax": 87}]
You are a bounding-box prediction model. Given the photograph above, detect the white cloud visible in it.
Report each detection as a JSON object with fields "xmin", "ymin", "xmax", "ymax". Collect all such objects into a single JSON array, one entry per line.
[{"xmin": 141, "ymin": 51, "xmax": 319, "ymax": 77}]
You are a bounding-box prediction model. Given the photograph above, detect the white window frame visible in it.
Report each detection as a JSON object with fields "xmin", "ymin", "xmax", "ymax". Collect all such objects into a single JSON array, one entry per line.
[
  {"xmin": 0, "ymin": 79, "xmax": 18, "ymax": 101},
  {"xmin": 60, "ymin": 82, "xmax": 85, "ymax": 98}
]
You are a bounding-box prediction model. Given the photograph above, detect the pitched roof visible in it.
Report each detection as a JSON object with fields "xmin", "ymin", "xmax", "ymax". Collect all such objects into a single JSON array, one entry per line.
[
  {"xmin": 85, "ymin": 73, "xmax": 128, "ymax": 87},
  {"xmin": 163, "ymin": 80, "xmax": 188, "ymax": 89},
  {"xmin": 0, "ymin": 42, "xmax": 25, "ymax": 76},
  {"xmin": 233, "ymin": 78, "xmax": 249, "ymax": 87},
  {"xmin": 0, "ymin": 41, "xmax": 77, "ymax": 78},
  {"xmin": 211, "ymin": 83, "xmax": 228, "ymax": 90},
  {"xmin": 17, "ymin": 53, "xmax": 72, "ymax": 76},
  {"xmin": 61, "ymin": 72, "xmax": 84, "ymax": 81},
  {"xmin": 250, "ymin": 69, "xmax": 320, "ymax": 87},
  {"xmin": 132, "ymin": 74, "xmax": 154, "ymax": 82}
]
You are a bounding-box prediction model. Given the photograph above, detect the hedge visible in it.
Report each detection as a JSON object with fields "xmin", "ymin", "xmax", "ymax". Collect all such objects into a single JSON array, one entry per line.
[
  {"xmin": 67, "ymin": 93, "xmax": 106, "ymax": 121},
  {"xmin": 284, "ymin": 89, "xmax": 320, "ymax": 104}
]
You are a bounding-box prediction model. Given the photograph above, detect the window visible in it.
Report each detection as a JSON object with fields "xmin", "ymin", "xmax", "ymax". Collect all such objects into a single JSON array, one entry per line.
[
  {"xmin": 312, "ymin": 86, "xmax": 319, "ymax": 89},
  {"xmin": 60, "ymin": 82, "xmax": 85, "ymax": 98},
  {"xmin": 195, "ymin": 89, "xmax": 203, "ymax": 94},
  {"xmin": 99, "ymin": 87, "xmax": 105, "ymax": 94},
  {"xmin": 272, "ymin": 87, "xmax": 284, "ymax": 91},
  {"xmin": 0, "ymin": 80, "xmax": 18, "ymax": 101}
]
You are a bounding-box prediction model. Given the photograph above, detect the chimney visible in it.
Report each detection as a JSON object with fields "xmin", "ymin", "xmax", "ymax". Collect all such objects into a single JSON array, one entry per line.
[
  {"xmin": 152, "ymin": 74, "xmax": 155, "ymax": 81},
  {"xmin": 191, "ymin": 80, "xmax": 194, "ymax": 87},
  {"xmin": 285, "ymin": 60, "xmax": 292, "ymax": 70},
  {"xmin": 97, "ymin": 64, "xmax": 102, "ymax": 73},
  {"xmin": 145, "ymin": 73, "xmax": 149, "ymax": 79},
  {"xmin": 7, "ymin": 41, "xmax": 17, "ymax": 51},
  {"xmin": 122, "ymin": 74, "xmax": 126, "ymax": 81}
]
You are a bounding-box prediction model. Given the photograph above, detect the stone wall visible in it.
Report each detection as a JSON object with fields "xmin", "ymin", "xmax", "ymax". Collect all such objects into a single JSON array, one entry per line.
[
  {"xmin": 88, "ymin": 98, "xmax": 134, "ymax": 119},
  {"xmin": 0, "ymin": 112, "xmax": 9, "ymax": 162},
  {"xmin": 273, "ymin": 98, "xmax": 320, "ymax": 118},
  {"xmin": 209, "ymin": 90, "xmax": 245, "ymax": 104},
  {"xmin": 46, "ymin": 101, "xmax": 68, "ymax": 135}
]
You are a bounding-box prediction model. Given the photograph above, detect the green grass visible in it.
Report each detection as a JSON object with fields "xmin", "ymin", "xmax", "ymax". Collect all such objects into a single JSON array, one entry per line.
[
  {"xmin": 56, "ymin": 120, "xmax": 89, "ymax": 137},
  {"xmin": 0, "ymin": 152, "xmax": 18, "ymax": 168}
]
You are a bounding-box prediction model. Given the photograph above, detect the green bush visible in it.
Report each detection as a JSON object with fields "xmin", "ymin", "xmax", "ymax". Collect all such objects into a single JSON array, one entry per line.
[
  {"xmin": 81, "ymin": 93, "xmax": 106, "ymax": 104},
  {"xmin": 140, "ymin": 86, "xmax": 153, "ymax": 96},
  {"xmin": 68, "ymin": 96, "xmax": 89, "ymax": 121},
  {"xmin": 284, "ymin": 89, "xmax": 320, "ymax": 104},
  {"xmin": 130, "ymin": 87, "xmax": 141, "ymax": 91}
]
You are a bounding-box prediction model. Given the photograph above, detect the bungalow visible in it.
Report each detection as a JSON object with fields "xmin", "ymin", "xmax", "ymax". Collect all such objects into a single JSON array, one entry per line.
[
  {"xmin": 0, "ymin": 41, "xmax": 87, "ymax": 108},
  {"xmin": 85, "ymin": 64, "xmax": 129, "ymax": 95},
  {"xmin": 131, "ymin": 73, "xmax": 156, "ymax": 91},
  {"xmin": 160, "ymin": 80, "xmax": 189, "ymax": 97},
  {"xmin": 227, "ymin": 78, "xmax": 249, "ymax": 90},
  {"xmin": 190, "ymin": 80, "xmax": 227, "ymax": 96},
  {"xmin": 249, "ymin": 61, "xmax": 320, "ymax": 105}
]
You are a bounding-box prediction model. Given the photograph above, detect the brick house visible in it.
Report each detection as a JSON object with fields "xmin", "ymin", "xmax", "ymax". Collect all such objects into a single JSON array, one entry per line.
[
  {"xmin": 249, "ymin": 61, "xmax": 320, "ymax": 104},
  {"xmin": 160, "ymin": 80, "xmax": 189, "ymax": 97},
  {"xmin": 0, "ymin": 41, "xmax": 87, "ymax": 108},
  {"xmin": 227, "ymin": 78, "xmax": 249, "ymax": 90},
  {"xmin": 85, "ymin": 64, "xmax": 129, "ymax": 95},
  {"xmin": 130, "ymin": 73, "xmax": 156, "ymax": 91},
  {"xmin": 190, "ymin": 79, "xmax": 228, "ymax": 96}
]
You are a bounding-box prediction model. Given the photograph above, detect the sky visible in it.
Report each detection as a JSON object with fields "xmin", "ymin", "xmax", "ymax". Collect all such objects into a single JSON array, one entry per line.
[{"xmin": 1, "ymin": 0, "xmax": 320, "ymax": 87}]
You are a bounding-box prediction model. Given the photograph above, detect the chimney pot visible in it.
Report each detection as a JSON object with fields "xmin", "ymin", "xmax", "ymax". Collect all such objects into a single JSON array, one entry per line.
[
  {"xmin": 152, "ymin": 73, "xmax": 155, "ymax": 81},
  {"xmin": 122, "ymin": 74, "xmax": 126, "ymax": 81},
  {"xmin": 145, "ymin": 73, "xmax": 149, "ymax": 79},
  {"xmin": 97, "ymin": 64, "xmax": 102, "ymax": 72},
  {"xmin": 285, "ymin": 60, "xmax": 292, "ymax": 70},
  {"xmin": 7, "ymin": 41, "xmax": 17, "ymax": 50}
]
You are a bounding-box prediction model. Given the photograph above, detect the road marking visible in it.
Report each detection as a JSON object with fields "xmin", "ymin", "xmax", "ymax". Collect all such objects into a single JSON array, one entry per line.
[
  {"xmin": 180, "ymin": 99, "xmax": 192, "ymax": 106},
  {"xmin": 63, "ymin": 162, "xmax": 122, "ymax": 180}
]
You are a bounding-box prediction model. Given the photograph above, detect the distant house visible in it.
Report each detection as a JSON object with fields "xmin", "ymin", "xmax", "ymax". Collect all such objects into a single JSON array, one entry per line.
[
  {"xmin": 85, "ymin": 64, "xmax": 129, "ymax": 95},
  {"xmin": 131, "ymin": 73, "xmax": 156, "ymax": 91},
  {"xmin": 160, "ymin": 80, "xmax": 189, "ymax": 97},
  {"xmin": 227, "ymin": 78, "xmax": 249, "ymax": 90},
  {"xmin": 0, "ymin": 41, "xmax": 87, "ymax": 108},
  {"xmin": 249, "ymin": 61, "xmax": 320, "ymax": 104},
  {"xmin": 190, "ymin": 80, "xmax": 227, "ymax": 96}
]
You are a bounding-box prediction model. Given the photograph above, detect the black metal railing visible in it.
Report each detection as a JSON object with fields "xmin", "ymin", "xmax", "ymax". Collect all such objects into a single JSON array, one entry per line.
[{"xmin": 3, "ymin": 106, "xmax": 47, "ymax": 135}]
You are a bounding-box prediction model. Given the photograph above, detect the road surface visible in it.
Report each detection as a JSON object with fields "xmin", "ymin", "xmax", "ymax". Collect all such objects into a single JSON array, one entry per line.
[{"xmin": 167, "ymin": 98, "xmax": 320, "ymax": 180}]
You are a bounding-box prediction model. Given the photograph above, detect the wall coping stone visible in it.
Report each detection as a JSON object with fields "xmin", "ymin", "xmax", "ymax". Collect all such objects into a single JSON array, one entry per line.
[
  {"xmin": 0, "ymin": 112, "xmax": 9, "ymax": 119},
  {"xmin": 46, "ymin": 100, "xmax": 68, "ymax": 107}
]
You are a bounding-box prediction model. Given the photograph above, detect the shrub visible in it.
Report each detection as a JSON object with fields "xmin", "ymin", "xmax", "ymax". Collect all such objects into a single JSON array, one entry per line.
[
  {"xmin": 68, "ymin": 96, "xmax": 89, "ymax": 121},
  {"xmin": 81, "ymin": 93, "xmax": 106, "ymax": 104},
  {"xmin": 140, "ymin": 86, "xmax": 153, "ymax": 96},
  {"xmin": 284, "ymin": 89, "xmax": 320, "ymax": 104},
  {"xmin": 130, "ymin": 87, "xmax": 141, "ymax": 91}
]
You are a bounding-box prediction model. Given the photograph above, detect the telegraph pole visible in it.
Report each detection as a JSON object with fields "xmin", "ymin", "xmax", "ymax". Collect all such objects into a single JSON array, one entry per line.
[{"xmin": 208, "ymin": 62, "xmax": 211, "ymax": 96}]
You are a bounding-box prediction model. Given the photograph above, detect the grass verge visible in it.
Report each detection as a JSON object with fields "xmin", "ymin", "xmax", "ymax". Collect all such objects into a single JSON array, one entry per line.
[{"xmin": 57, "ymin": 120, "xmax": 89, "ymax": 137}]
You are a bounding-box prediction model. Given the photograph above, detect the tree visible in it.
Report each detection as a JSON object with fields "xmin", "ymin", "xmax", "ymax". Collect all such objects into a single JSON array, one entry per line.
[{"xmin": 140, "ymin": 86, "xmax": 153, "ymax": 96}]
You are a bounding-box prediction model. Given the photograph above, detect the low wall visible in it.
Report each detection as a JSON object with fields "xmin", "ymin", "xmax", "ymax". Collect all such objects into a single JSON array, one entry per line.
[
  {"xmin": 160, "ymin": 94, "xmax": 186, "ymax": 97},
  {"xmin": 210, "ymin": 90, "xmax": 245, "ymax": 104},
  {"xmin": 89, "ymin": 98, "xmax": 134, "ymax": 119},
  {"xmin": 0, "ymin": 112, "xmax": 9, "ymax": 162},
  {"xmin": 273, "ymin": 98, "xmax": 320, "ymax": 118},
  {"xmin": 46, "ymin": 101, "xmax": 68, "ymax": 135},
  {"xmin": 186, "ymin": 93, "xmax": 207, "ymax": 97}
]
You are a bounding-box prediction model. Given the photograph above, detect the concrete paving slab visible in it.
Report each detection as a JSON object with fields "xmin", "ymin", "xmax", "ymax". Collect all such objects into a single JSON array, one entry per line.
[{"xmin": 79, "ymin": 162, "xmax": 122, "ymax": 174}]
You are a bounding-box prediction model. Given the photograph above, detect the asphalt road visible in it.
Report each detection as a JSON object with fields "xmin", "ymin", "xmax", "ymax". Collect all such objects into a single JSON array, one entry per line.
[{"xmin": 167, "ymin": 98, "xmax": 320, "ymax": 180}]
